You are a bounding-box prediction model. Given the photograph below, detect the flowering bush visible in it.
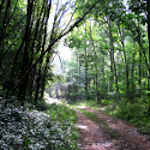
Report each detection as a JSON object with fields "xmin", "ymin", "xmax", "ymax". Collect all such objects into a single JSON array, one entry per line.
[{"xmin": 0, "ymin": 97, "xmax": 78, "ymax": 150}]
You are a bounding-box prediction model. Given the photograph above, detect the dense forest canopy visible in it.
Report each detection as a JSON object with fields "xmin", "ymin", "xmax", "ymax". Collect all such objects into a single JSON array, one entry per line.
[
  {"xmin": 0, "ymin": 0, "xmax": 98, "ymax": 102},
  {"xmin": 48, "ymin": 0, "xmax": 150, "ymax": 114},
  {"xmin": 1, "ymin": 0, "xmax": 150, "ymax": 114}
]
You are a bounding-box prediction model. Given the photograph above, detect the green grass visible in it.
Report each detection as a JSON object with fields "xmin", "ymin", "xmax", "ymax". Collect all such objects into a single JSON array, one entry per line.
[
  {"xmin": 45, "ymin": 103, "xmax": 79, "ymax": 150},
  {"xmin": 78, "ymin": 109, "xmax": 107, "ymax": 126},
  {"xmin": 68, "ymin": 99, "xmax": 102, "ymax": 109}
]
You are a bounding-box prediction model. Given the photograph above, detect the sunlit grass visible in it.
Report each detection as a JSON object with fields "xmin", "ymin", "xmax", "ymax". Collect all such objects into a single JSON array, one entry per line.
[{"xmin": 68, "ymin": 99, "xmax": 101, "ymax": 109}]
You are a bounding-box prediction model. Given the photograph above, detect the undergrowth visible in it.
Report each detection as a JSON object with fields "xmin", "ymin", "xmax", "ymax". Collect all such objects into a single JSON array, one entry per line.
[
  {"xmin": 69, "ymin": 99, "xmax": 150, "ymax": 134},
  {"xmin": 105, "ymin": 102, "xmax": 150, "ymax": 134},
  {"xmin": 0, "ymin": 96, "xmax": 79, "ymax": 150}
]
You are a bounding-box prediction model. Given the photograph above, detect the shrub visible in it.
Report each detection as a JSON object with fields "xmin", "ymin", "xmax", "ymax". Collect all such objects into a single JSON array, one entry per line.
[
  {"xmin": 0, "ymin": 97, "xmax": 79, "ymax": 150},
  {"xmin": 116, "ymin": 102, "xmax": 146, "ymax": 120}
]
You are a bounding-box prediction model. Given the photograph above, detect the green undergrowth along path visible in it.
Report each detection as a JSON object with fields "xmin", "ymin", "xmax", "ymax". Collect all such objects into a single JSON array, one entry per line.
[
  {"xmin": 77, "ymin": 108, "xmax": 120, "ymax": 139},
  {"xmin": 104, "ymin": 102, "xmax": 150, "ymax": 135},
  {"xmin": 69, "ymin": 99, "xmax": 150, "ymax": 135},
  {"xmin": 0, "ymin": 97, "xmax": 79, "ymax": 150}
]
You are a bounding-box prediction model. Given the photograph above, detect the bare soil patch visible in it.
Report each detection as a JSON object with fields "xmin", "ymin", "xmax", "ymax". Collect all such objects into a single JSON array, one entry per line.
[{"xmin": 75, "ymin": 107, "xmax": 150, "ymax": 150}]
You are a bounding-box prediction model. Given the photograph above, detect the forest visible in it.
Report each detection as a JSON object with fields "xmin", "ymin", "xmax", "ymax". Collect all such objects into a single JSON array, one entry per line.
[{"xmin": 0, "ymin": 0, "xmax": 150, "ymax": 149}]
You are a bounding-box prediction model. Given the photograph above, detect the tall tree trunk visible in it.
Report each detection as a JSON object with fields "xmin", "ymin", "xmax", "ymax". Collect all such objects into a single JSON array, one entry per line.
[
  {"xmin": 137, "ymin": 15, "xmax": 142, "ymax": 97},
  {"xmin": 18, "ymin": 0, "xmax": 34, "ymax": 99},
  {"xmin": 34, "ymin": 66, "xmax": 41, "ymax": 102},
  {"xmin": 102, "ymin": 51, "xmax": 105, "ymax": 91},
  {"xmin": 109, "ymin": 49, "xmax": 114, "ymax": 92},
  {"xmin": 118, "ymin": 25, "xmax": 130, "ymax": 99},
  {"xmin": 147, "ymin": 0, "xmax": 150, "ymax": 112},
  {"xmin": 84, "ymin": 48, "xmax": 89, "ymax": 100},
  {"xmin": 89, "ymin": 20, "xmax": 99, "ymax": 102},
  {"xmin": 40, "ymin": 55, "xmax": 51, "ymax": 99},
  {"xmin": 83, "ymin": 23, "xmax": 89, "ymax": 100},
  {"xmin": 107, "ymin": 17, "xmax": 121, "ymax": 100},
  {"xmin": 77, "ymin": 52, "xmax": 81, "ymax": 99},
  {"xmin": 0, "ymin": 0, "xmax": 11, "ymax": 47},
  {"xmin": 139, "ymin": 46, "xmax": 142, "ymax": 95},
  {"xmin": 131, "ymin": 52, "xmax": 136, "ymax": 102}
]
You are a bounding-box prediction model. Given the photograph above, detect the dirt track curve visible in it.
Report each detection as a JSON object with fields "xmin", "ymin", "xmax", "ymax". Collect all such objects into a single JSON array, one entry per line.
[{"xmin": 75, "ymin": 107, "xmax": 150, "ymax": 150}]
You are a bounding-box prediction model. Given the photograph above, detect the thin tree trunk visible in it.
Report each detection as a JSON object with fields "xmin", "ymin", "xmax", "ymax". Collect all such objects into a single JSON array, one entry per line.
[
  {"xmin": 118, "ymin": 25, "xmax": 130, "ymax": 98},
  {"xmin": 137, "ymin": 15, "xmax": 142, "ymax": 97},
  {"xmin": 89, "ymin": 20, "xmax": 99, "ymax": 102},
  {"xmin": 107, "ymin": 17, "xmax": 121, "ymax": 100},
  {"xmin": 131, "ymin": 52, "xmax": 136, "ymax": 102},
  {"xmin": 102, "ymin": 51, "xmax": 105, "ymax": 91},
  {"xmin": 84, "ymin": 48, "xmax": 89, "ymax": 100},
  {"xmin": 35, "ymin": 66, "xmax": 41, "ymax": 102},
  {"xmin": 84, "ymin": 23, "xmax": 89, "ymax": 100},
  {"xmin": 147, "ymin": 0, "xmax": 150, "ymax": 112},
  {"xmin": 18, "ymin": 0, "xmax": 34, "ymax": 99},
  {"xmin": 40, "ymin": 55, "xmax": 51, "ymax": 99},
  {"xmin": 0, "ymin": 0, "xmax": 11, "ymax": 47}
]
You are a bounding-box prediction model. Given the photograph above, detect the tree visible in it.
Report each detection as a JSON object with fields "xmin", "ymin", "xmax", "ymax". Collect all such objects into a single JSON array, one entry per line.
[
  {"xmin": 0, "ymin": 0, "xmax": 99, "ymax": 104},
  {"xmin": 62, "ymin": 0, "xmax": 150, "ymax": 114}
]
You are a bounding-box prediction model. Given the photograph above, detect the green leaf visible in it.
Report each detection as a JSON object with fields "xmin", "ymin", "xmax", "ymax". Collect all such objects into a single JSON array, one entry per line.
[{"xmin": 25, "ymin": 138, "xmax": 31, "ymax": 146}]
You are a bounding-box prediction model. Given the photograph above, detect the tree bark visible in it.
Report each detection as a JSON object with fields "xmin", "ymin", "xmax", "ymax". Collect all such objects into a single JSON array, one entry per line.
[
  {"xmin": 107, "ymin": 17, "xmax": 121, "ymax": 101},
  {"xmin": 147, "ymin": 0, "xmax": 150, "ymax": 112},
  {"xmin": 89, "ymin": 20, "xmax": 99, "ymax": 102},
  {"xmin": 118, "ymin": 25, "xmax": 130, "ymax": 99}
]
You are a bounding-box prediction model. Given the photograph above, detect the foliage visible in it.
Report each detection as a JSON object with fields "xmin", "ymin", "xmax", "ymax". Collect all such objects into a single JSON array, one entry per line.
[
  {"xmin": 116, "ymin": 103, "xmax": 147, "ymax": 120},
  {"xmin": 104, "ymin": 102, "xmax": 150, "ymax": 134},
  {"xmin": 1, "ymin": 0, "xmax": 150, "ymax": 144},
  {"xmin": 0, "ymin": 0, "xmax": 98, "ymax": 102},
  {"xmin": 52, "ymin": 0, "xmax": 150, "ymax": 119},
  {"xmin": 0, "ymin": 97, "xmax": 79, "ymax": 150}
]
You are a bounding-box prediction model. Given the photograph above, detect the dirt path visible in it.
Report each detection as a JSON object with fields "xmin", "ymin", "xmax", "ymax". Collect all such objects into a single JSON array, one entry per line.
[{"xmin": 75, "ymin": 106, "xmax": 150, "ymax": 150}]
